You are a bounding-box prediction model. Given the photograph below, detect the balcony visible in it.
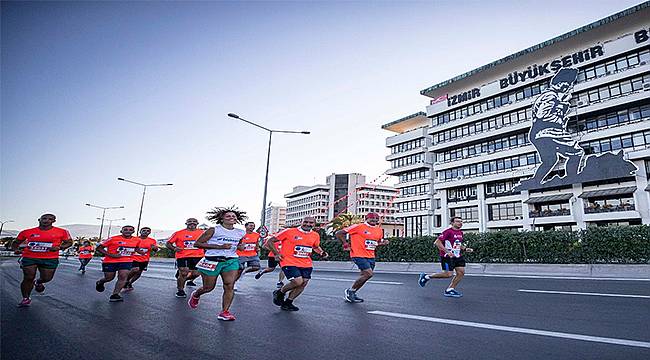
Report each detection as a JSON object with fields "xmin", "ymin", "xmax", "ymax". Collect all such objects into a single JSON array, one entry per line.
[
  {"xmin": 584, "ymin": 204, "xmax": 635, "ymax": 213},
  {"xmin": 529, "ymin": 209, "xmax": 571, "ymax": 218}
]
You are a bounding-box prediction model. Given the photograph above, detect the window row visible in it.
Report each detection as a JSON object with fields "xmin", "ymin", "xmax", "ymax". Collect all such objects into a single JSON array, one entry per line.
[
  {"xmin": 399, "ymin": 199, "xmax": 432, "ymax": 212},
  {"xmin": 576, "ymin": 49, "xmax": 649, "ymax": 83},
  {"xmin": 398, "ymin": 169, "xmax": 431, "ymax": 183},
  {"xmin": 572, "ymin": 74, "xmax": 650, "ymax": 106},
  {"xmin": 391, "ymin": 153, "xmax": 425, "ymax": 169},
  {"xmin": 400, "ymin": 183, "xmax": 431, "ymax": 197},
  {"xmin": 450, "ymin": 206, "xmax": 479, "ymax": 222},
  {"xmin": 287, "ymin": 194, "xmax": 328, "ymax": 206},
  {"xmin": 390, "ymin": 138, "xmax": 426, "ymax": 154},
  {"xmin": 438, "ymin": 153, "xmax": 540, "ymax": 181},
  {"xmin": 485, "ymin": 178, "xmax": 521, "ymax": 197},
  {"xmin": 568, "ymin": 104, "xmax": 650, "ymax": 133},
  {"xmin": 359, "ymin": 193, "xmax": 396, "ymax": 200},
  {"xmin": 438, "ymin": 132, "xmax": 529, "ymax": 163},
  {"xmin": 433, "ymin": 108, "xmax": 532, "ymax": 144},
  {"xmin": 488, "ymin": 202, "xmax": 523, "ymax": 221},
  {"xmin": 581, "ymin": 130, "xmax": 650, "ymax": 155},
  {"xmin": 447, "ymin": 185, "xmax": 478, "ymax": 202}
]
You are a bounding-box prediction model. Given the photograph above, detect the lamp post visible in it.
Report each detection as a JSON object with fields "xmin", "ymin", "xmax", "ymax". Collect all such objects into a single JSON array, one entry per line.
[
  {"xmin": 85, "ymin": 204, "xmax": 124, "ymax": 241},
  {"xmin": 97, "ymin": 217, "xmax": 126, "ymax": 238},
  {"xmin": 227, "ymin": 113, "xmax": 310, "ymax": 231},
  {"xmin": 117, "ymin": 178, "xmax": 173, "ymax": 232}
]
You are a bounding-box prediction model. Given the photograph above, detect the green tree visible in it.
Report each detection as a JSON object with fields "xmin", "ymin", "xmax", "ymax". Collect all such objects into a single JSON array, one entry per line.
[{"xmin": 328, "ymin": 213, "xmax": 363, "ymax": 232}]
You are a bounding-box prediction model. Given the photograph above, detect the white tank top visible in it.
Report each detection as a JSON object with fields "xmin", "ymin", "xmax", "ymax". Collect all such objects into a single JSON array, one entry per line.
[{"xmin": 205, "ymin": 225, "xmax": 246, "ymax": 258}]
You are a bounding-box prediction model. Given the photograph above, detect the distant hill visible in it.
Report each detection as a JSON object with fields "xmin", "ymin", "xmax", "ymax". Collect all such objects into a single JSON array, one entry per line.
[{"xmin": 0, "ymin": 229, "xmax": 19, "ymax": 238}]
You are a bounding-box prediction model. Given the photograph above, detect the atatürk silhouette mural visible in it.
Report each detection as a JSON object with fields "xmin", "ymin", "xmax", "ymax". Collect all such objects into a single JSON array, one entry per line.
[{"xmin": 515, "ymin": 68, "xmax": 637, "ymax": 191}]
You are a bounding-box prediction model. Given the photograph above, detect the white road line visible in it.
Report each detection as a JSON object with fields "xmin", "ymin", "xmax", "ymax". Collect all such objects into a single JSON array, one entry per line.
[
  {"xmin": 313, "ymin": 277, "xmax": 402, "ymax": 285},
  {"xmin": 518, "ymin": 289, "xmax": 650, "ymax": 299},
  {"xmin": 368, "ymin": 311, "xmax": 650, "ymax": 349},
  {"xmin": 466, "ymin": 274, "xmax": 650, "ymax": 281}
]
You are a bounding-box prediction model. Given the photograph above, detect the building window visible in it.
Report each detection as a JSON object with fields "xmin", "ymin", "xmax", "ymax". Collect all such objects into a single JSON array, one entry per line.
[
  {"xmin": 438, "ymin": 153, "xmax": 539, "ymax": 181},
  {"xmin": 584, "ymin": 196, "xmax": 635, "ymax": 213},
  {"xmin": 447, "ymin": 185, "xmax": 478, "ymax": 202},
  {"xmin": 449, "ymin": 206, "xmax": 479, "ymax": 222},
  {"xmin": 530, "ymin": 202, "xmax": 571, "ymax": 218},
  {"xmin": 488, "ymin": 202, "xmax": 523, "ymax": 221}
]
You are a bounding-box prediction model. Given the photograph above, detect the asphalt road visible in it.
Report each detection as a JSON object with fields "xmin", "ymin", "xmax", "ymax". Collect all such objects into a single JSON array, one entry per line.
[{"xmin": 1, "ymin": 258, "xmax": 649, "ymax": 360}]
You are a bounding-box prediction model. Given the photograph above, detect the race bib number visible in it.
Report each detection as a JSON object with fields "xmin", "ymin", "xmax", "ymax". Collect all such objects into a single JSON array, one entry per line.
[
  {"xmin": 244, "ymin": 243, "xmax": 256, "ymax": 251},
  {"xmin": 138, "ymin": 247, "xmax": 149, "ymax": 254},
  {"xmin": 293, "ymin": 246, "xmax": 312, "ymax": 258},
  {"xmin": 452, "ymin": 240, "xmax": 462, "ymax": 258},
  {"xmin": 27, "ymin": 242, "xmax": 53, "ymax": 252},
  {"xmin": 364, "ymin": 240, "xmax": 378, "ymax": 251},
  {"xmin": 80, "ymin": 250, "xmax": 90, "ymax": 255},
  {"xmin": 117, "ymin": 247, "xmax": 135, "ymax": 256},
  {"xmin": 183, "ymin": 240, "xmax": 197, "ymax": 250},
  {"xmin": 196, "ymin": 258, "xmax": 219, "ymax": 271}
]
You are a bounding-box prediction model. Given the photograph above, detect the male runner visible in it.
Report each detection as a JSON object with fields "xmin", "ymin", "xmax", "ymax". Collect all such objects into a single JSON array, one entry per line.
[
  {"xmin": 13, "ymin": 214, "xmax": 73, "ymax": 307},
  {"xmin": 254, "ymin": 235, "xmax": 286, "ymax": 289},
  {"xmin": 77, "ymin": 240, "xmax": 94, "ymax": 274},
  {"xmin": 269, "ymin": 216, "xmax": 328, "ymax": 311},
  {"xmin": 188, "ymin": 208, "xmax": 246, "ymax": 321},
  {"xmin": 124, "ymin": 227, "xmax": 159, "ymax": 291},
  {"xmin": 95, "ymin": 225, "xmax": 145, "ymax": 302},
  {"xmin": 418, "ymin": 216, "xmax": 473, "ymax": 297},
  {"xmin": 235, "ymin": 222, "xmax": 261, "ymax": 282},
  {"xmin": 166, "ymin": 218, "xmax": 204, "ymax": 298},
  {"xmin": 336, "ymin": 212, "xmax": 388, "ymax": 303}
]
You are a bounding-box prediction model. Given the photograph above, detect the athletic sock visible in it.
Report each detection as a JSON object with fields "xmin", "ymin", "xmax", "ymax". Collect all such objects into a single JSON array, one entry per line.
[
  {"xmin": 446, "ymin": 287, "xmax": 454, "ymax": 292},
  {"xmin": 425, "ymin": 275, "xmax": 431, "ymax": 280}
]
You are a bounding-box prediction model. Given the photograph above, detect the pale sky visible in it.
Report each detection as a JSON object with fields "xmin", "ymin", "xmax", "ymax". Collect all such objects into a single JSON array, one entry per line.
[{"xmin": 1, "ymin": 0, "xmax": 644, "ymax": 231}]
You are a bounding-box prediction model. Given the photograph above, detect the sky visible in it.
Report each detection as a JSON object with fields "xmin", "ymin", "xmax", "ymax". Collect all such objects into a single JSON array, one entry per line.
[{"xmin": 1, "ymin": 0, "xmax": 645, "ymax": 231}]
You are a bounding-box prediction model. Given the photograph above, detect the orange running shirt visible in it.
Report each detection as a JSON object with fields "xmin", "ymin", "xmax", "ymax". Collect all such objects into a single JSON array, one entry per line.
[
  {"xmin": 237, "ymin": 232, "xmax": 260, "ymax": 257},
  {"xmin": 78, "ymin": 245, "xmax": 94, "ymax": 259},
  {"xmin": 167, "ymin": 229, "xmax": 205, "ymax": 259},
  {"xmin": 344, "ymin": 223, "xmax": 384, "ymax": 259},
  {"xmin": 275, "ymin": 228, "xmax": 320, "ymax": 268},
  {"xmin": 131, "ymin": 237, "xmax": 158, "ymax": 262},
  {"xmin": 16, "ymin": 227, "xmax": 71, "ymax": 259},
  {"xmin": 101, "ymin": 235, "xmax": 142, "ymax": 263},
  {"xmin": 268, "ymin": 242, "xmax": 281, "ymax": 258}
]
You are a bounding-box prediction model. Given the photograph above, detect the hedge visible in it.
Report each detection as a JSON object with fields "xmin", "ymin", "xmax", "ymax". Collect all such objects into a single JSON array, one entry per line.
[{"xmin": 150, "ymin": 226, "xmax": 650, "ymax": 264}]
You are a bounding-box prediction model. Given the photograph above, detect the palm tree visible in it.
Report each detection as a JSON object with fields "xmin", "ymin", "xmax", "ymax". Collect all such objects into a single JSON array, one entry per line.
[{"xmin": 328, "ymin": 213, "xmax": 363, "ymax": 232}]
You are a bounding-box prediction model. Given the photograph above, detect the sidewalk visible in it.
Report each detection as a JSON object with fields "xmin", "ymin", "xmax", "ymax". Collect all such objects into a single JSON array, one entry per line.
[{"xmin": 143, "ymin": 258, "xmax": 649, "ymax": 279}]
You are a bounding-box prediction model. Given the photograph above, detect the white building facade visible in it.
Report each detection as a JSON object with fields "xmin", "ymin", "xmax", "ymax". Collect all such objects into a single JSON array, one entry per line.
[
  {"xmin": 385, "ymin": 4, "xmax": 650, "ymax": 234},
  {"xmin": 264, "ymin": 205, "xmax": 286, "ymax": 234}
]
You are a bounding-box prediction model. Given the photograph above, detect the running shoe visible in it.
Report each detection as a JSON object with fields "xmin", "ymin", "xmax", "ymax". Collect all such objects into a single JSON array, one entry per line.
[
  {"xmin": 109, "ymin": 294, "xmax": 123, "ymax": 302},
  {"xmin": 276, "ymin": 281, "xmax": 284, "ymax": 289},
  {"xmin": 353, "ymin": 293, "xmax": 364, "ymax": 303},
  {"xmin": 273, "ymin": 290, "xmax": 284, "ymax": 306},
  {"xmin": 186, "ymin": 280, "xmax": 197, "ymax": 287},
  {"xmin": 233, "ymin": 282, "xmax": 238, "ymax": 292},
  {"xmin": 344, "ymin": 288, "xmax": 355, "ymax": 303},
  {"xmin": 34, "ymin": 280, "xmax": 45, "ymax": 293},
  {"xmin": 175, "ymin": 270, "xmax": 179, "ymax": 279},
  {"xmin": 81, "ymin": 269, "xmax": 86, "ymax": 274},
  {"xmin": 281, "ymin": 300, "xmax": 299, "ymax": 311},
  {"xmin": 418, "ymin": 273, "xmax": 429, "ymax": 288},
  {"xmin": 444, "ymin": 289, "xmax": 463, "ymax": 298},
  {"xmin": 96, "ymin": 281, "xmax": 105, "ymax": 292},
  {"xmin": 17, "ymin": 298, "xmax": 31, "ymax": 307},
  {"xmin": 188, "ymin": 291, "xmax": 200, "ymax": 309},
  {"xmin": 217, "ymin": 311, "xmax": 236, "ymax": 321},
  {"xmin": 175, "ymin": 290, "xmax": 187, "ymax": 298},
  {"xmin": 254, "ymin": 271, "xmax": 263, "ymax": 280}
]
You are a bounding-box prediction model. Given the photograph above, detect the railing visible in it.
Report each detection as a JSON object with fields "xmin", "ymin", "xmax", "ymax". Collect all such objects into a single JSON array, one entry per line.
[
  {"xmin": 584, "ymin": 204, "xmax": 635, "ymax": 213},
  {"xmin": 529, "ymin": 208, "xmax": 571, "ymax": 218}
]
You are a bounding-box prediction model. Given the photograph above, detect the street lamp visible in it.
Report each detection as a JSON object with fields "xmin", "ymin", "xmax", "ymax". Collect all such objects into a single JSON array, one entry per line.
[
  {"xmin": 97, "ymin": 217, "xmax": 126, "ymax": 238},
  {"xmin": 0, "ymin": 219, "xmax": 14, "ymax": 237},
  {"xmin": 117, "ymin": 177, "xmax": 173, "ymax": 232},
  {"xmin": 85, "ymin": 204, "xmax": 124, "ymax": 241},
  {"xmin": 227, "ymin": 113, "xmax": 310, "ymax": 232}
]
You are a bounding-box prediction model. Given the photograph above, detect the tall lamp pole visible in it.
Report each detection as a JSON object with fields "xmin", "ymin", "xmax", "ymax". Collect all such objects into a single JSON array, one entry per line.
[
  {"xmin": 97, "ymin": 217, "xmax": 126, "ymax": 238},
  {"xmin": 85, "ymin": 204, "xmax": 124, "ymax": 241},
  {"xmin": 117, "ymin": 178, "xmax": 173, "ymax": 232},
  {"xmin": 227, "ymin": 113, "xmax": 310, "ymax": 231},
  {"xmin": 0, "ymin": 219, "xmax": 14, "ymax": 237}
]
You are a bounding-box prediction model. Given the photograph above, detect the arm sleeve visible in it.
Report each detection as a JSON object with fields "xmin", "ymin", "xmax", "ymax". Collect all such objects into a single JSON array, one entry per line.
[
  {"xmin": 342, "ymin": 224, "xmax": 360, "ymax": 235},
  {"xmin": 16, "ymin": 231, "xmax": 27, "ymax": 241}
]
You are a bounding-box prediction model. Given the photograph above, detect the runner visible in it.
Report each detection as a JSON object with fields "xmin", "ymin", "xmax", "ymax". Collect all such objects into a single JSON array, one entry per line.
[
  {"xmin": 335, "ymin": 212, "xmax": 388, "ymax": 303},
  {"xmin": 77, "ymin": 240, "xmax": 94, "ymax": 274},
  {"xmin": 418, "ymin": 216, "xmax": 473, "ymax": 297},
  {"xmin": 235, "ymin": 222, "xmax": 261, "ymax": 284},
  {"xmin": 124, "ymin": 227, "xmax": 159, "ymax": 291},
  {"xmin": 268, "ymin": 216, "xmax": 328, "ymax": 311},
  {"xmin": 13, "ymin": 214, "xmax": 73, "ymax": 307},
  {"xmin": 95, "ymin": 225, "xmax": 146, "ymax": 302},
  {"xmin": 187, "ymin": 208, "xmax": 246, "ymax": 321},
  {"xmin": 254, "ymin": 235, "xmax": 285, "ymax": 289},
  {"xmin": 166, "ymin": 218, "xmax": 204, "ymax": 298}
]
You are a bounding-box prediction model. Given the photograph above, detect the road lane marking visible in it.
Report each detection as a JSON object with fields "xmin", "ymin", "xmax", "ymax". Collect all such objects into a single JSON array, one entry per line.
[
  {"xmin": 368, "ymin": 311, "xmax": 650, "ymax": 349},
  {"xmin": 313, "ymin": 277, "xmax": 402, "ymax": 285},
  {"xmin": 467, "ymin": 274, "xmax": 650, "ymax": 281},
  {"xmin": 518, "ymin": 289, "xmax": 650, "ymax": 299}
]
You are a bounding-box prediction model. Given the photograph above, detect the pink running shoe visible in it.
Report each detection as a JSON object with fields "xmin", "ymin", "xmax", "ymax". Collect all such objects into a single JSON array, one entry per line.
[
  {"xmin": 217, "ymin": 310, "xmax": 236, "ymax": 321},
  {"xmin": 17, "ymin": 298, "xmax": 31, "ymax": 307},
  {"xmin": 188, "ymin": 291, "xmax": 200, "ymax": 309}
]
